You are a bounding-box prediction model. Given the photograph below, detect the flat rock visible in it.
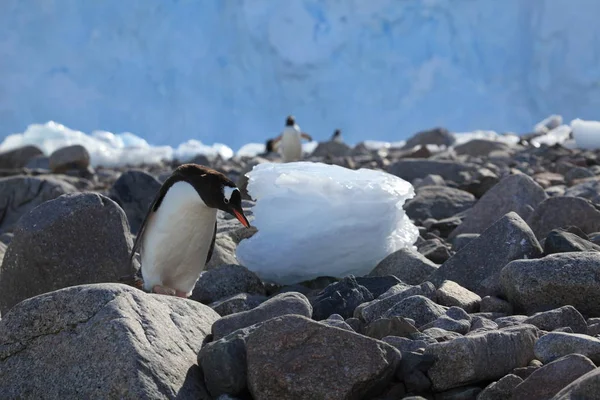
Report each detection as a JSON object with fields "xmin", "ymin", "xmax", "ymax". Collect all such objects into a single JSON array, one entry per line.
[
  {"xmin": 364, "ymin": 317, "xmax": 419, "ymax": 340},
  {"xmin": 425, "ymin": 325, "xmax": 538, "ymax": 391},
  {"xmin": 552, "ymin": 367, "xmax": 600, "ymax": 399},
  {"xmin": 310, "ymin": 141, "xmax": 352, "ymax": 158},
  {"xmin": 522, "ymin": 306, "xmax": 587, "ymax": 334},
  {"xmin": 403, "ymin": 127, "xmax": 455, "ymax": 149},
  {"xmin": 312, "ymin": 276, "xmax": 374, "ymax": 320},
  {"xmin": 0, "ymin": 175, "xmax": 77, "ymax": 233},
  {"xmin": 388, "ymin": 159, "xmax": 477, "ymax": 185},
  {"xmin": 544, "ymin": 229, "xmax": 600, "ymax": 254},
  {"xmin": 246, "ymin": 315, "xmax": 401, "ymax": 400},
  {"xmin": 429, "ymin": 212, "xmax": 543, "ymax": 295},
  {"xmin": 191, "ymin": 264, "xmax": 266, "ymax": 304},
  {"xmin": 500, "ymin": 252, "xmax": 600, "ymax": 316},
  {"xmin": 436, "ymin": 280, "xmax": 481, "ymax": 313},
  {"xmin": 453, "ymin": 139, "xmax": 510, "ymax": 157},
  {"xmin": 511, "ymin": 354, "xmax": 596, "ymax": 400},
  {"xmin": 382, "ymin": 295, "xmax": 447, "ymax": 328},
  {"xmin": 0, "ymin": 283, "xmax": 219, "ymax": 399},
  {"xmin": 534, "ymin": 332, "xmax": 600, "ymax": 364},
  {"xmin": 211, "ymin": 292, "xmax": 312, "ymax": 340},
  {"xmin": 404, "ymin": 186, "xmax": 476, "ymax": 222},
  {"xmin": 108, "ymin": 169, "xmax": 162, "ymax": 234},
  {"xmin": 49, "ymin": 144, "xmax": 90, "ymax": 173},
  {"xmin": 209, "ymin": 293, "xmax": 267, "ymax": 316},
  {"xmin": 527, "ymin": 196, "xmax": 600, "ymax": 238},
  {"xmin": 478, "ymin": 374, "xmax": 523, "ymax": 400},
  {"xmin": 0, "ymin": 193, "xmax": 133, "ymax": 314},
  {"xmin": 368, "ymin": 248, "xmax": 438, "ymax": 285},
  {"xmin": 0, "ymin": 145, "xmax": 43, "ymax": 169},
  {"xmin": 450, "ymin": 174, "xmax": 547, "ymax": 238}
]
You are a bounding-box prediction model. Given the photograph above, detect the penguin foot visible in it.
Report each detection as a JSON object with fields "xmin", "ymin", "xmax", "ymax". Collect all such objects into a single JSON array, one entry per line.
[{"xmin": 152, "ymin": 285, "xmax": 176, "ymax": 296}]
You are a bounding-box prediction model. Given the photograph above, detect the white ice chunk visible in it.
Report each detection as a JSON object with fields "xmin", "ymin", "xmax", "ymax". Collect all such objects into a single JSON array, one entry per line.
[
  {"xmin": 237, "ymin": 143, "xmax": 266, "ymax": 157},
  {"xmin": 173, "ymin": 139, "xmax": 234, "ymax": 161},
  {"xmin": 302, "ymin": 141, "xmax": 318, "ymax": 154},
  {"xmin": 531, "ymin": 124, "xmax": 572, "ymax": 147},
  {"xmin": 571, "ymin": 118, "xmax": 600, "ymax": 149},
  {"xmin": 534, "ymin": 114, "xmax": 563, "ymax": 133},
  {"xmin": 453, "ymin": 130, "xmax": 520, "ymax": 146},
  {"xmin": 236, "ymin": 162, "xmax": 419, "ymax": 285}
]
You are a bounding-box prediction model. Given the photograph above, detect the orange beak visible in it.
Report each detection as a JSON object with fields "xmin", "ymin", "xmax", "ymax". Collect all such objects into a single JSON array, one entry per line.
[{"xmin": 233, "ymin": 208, "xmax": 251, "ymax": 228}]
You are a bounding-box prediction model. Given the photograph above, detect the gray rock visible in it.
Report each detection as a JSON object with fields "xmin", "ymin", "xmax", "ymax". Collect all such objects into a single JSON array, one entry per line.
[
  {"xmin": 523, "ymin": 306, "xmax": 587, "ymax": 334},
  {"xmin": 450, "ymin": 174, "xmax": 547, "ymax": 238},
  {"xmin": 0, "ymin": 241, "xmax": 6, "ymax": 266},
  {"xmin": 191, "ymin": 264, "xmax": 266, "ymax": 304},
  {"xmin": 364, "ymin": 317, "xmax": 419, "ymax": 340},
  {"xmin": 0, "ymin": 193, "xmax": 133, "ymax": 314},
  {"xmin": 422, "ymin": 327, "xmax": 463, "ymax": 342},
  {"xmin": 388, "ymin": 159, "xmax": 477, "ymax": 185},
  {"xmin": 403, "ymin": 127, "xmax": 455, "ymax": 149},
  {"xmin": 470, "ymin": 316, "xmax": 499, "ymax": 332},
  {"xmin": 108, "ymin": 169, "xmax": 161, "ymax": 234},
  {"xmin": 421, "ymin": 314, "xmax": 471, "ymax": 335},
  {"xmin": 453, "ymin": 139, "xmax": 510, "ymax": 157},
  {"xmin": 435, "ymin": 386, "xmax": 482, "ymax": 400},
  {"xmin": 478, "ymin": 374, "xmax": 523, "ymax": 400},
  {"xmin": 24, "ymin": 155, "xmax": 50, "ymax": 170},
  {"xmin": 452, "ymin": 233, "xmax": 479, "ymax": 252},
  {"xmin": 198, "ymin": 325, "xmax": 259, "ymax": 397},
  {"xmin": 382, "ymin": 295, "xmax": 447, "ymax": 328},
  {"xmin": 527, "ymin": 196, "xmax": 600, "ymax": 238},
  {"xmin": 0, "ymin": 232, "xmax": 12, "ymax": 246},
  {"xmin": 588, "ymin": 323, "xmax": 600, "ymax": 337},
  {"xmin": 321, "ymin": 314, "xmax": 355, "ymax": 331},
  {"xmin": 544, "ymin": 229, "xmax": 600, "ymax": 254},
  {"xmin": 429, "ymin": 212, "xmax": 543, "ymax": 295},
  {"xmin": 0, "ymin": 283, "xmax": 218, "ymax": 399},
  {"xmin": 414, "ymin": 174, "xmax": 445, "ymax": 188},
  {"xmin": 246, "ymin": 315, "xmax": 401, "ymax": 400},
  {"xmin": 49, "ymin": 144, "xmax": 90, "ymax": 173},
  {"xmin": 209, "ymin": 293, "xmax": 267, "ymax": 316},
  {"xmin": 425, "ymin": 325, "xmax": 539, "ymax": 391},
  {"xmin": 495, "ymin": 315, "xmax": 528, "ymax": 328},
  {"xmin": 0, "ymin": 175, "xmax": 77, "ymax": 233},
  {"xmin": 511, "ymin": 354, "xmax": 596, "ymax": 400},
  {"xmin": 312, "ymin": 275, "xmax": 374, "ymax": 320},
  {"xmin": 383, "ymin": 336, "xmax": 429, "ymax": 353},
  {"xmin": 206, "ymin": 234, "xmax": 239, "ymax": 269},
  {"xmin": 565, "ymin": 167, "xmax": 594, "ymax": 185},
  {"xmin": 481, "ymin": 296, "xmax": 514, "ymax": 314},
  {"xmin": 211, "ymin": 292, "xmax": 312, "ymax": 340},
  {"xmin": 552, "ymin": 367, "xmax": 600, "ymax": 399},
  {"xmin": 354, "ymin": 282, "xmax": 436, "ymax": 323},
  {"xmin": 310, "ymin": 141, "xmax": 352, "ymax": 158},
  {"xmin": 418, "ymin": 238, "xmax": 453, "ymax": 264},
  {"xmin": 436, "ymin": 280, "xmax": 481, "ymax": 312},
  {"xmin": 534, "ymin": 332, "xmax": 600, "ymax": 364},
  {"xmin": 369, "ymin": 248, "xmax": 438, "ymax": 285},
  {"xmin": 564, "ymin": 178, "xmax": 600, "ymax": 204},
  {"xmin": 354, "ymin": 275, "xmax": 403, "ymax": 298},
  {"xmin": 0, "ymin": 145, "xmax": 43, "ymax": 169},
  {"xmin": 500, "ymin": 252, "xmax": 600, "ymax": 316},
  {"xmin": 404, "ymin": 186, "xmax": 476, "ymax": 222}
]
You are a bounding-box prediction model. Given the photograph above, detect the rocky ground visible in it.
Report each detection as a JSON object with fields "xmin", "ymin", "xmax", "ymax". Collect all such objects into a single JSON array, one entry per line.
[{"xmin": 1, "ymin": 125, "xmax": 600, "ymax": 399}]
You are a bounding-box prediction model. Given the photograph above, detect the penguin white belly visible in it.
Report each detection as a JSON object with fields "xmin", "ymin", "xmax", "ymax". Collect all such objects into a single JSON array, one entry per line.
[
  {"xmin": 141, "ymin": 182, "xmax": 217, "ymax": 295},
  {"xmin": 280, "ymin": 132, "xmax": 303, "ymax": 162}
]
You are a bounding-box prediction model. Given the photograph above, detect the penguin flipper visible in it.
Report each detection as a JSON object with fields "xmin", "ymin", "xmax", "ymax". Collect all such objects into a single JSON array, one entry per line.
[{"xmin": 205, "ymin": 221, "xmax": 217, "ymax": 266}]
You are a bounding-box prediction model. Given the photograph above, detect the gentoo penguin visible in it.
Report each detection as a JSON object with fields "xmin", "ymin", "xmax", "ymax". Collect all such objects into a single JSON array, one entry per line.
[
  {"xmin": 272, "ymin": 115, "xmax": 313, "ymax": 162},
  {"xmin": 331, "ymin": 129, "xmax": 343, "ymax": 143},
  {"xmin": 129, "ymin": 163, "xmax": 250, "ymax": 297}
]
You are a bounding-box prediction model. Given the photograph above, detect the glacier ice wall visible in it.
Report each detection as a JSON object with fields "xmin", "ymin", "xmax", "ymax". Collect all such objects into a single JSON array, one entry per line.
[{"xmin": 1, "ymin": 0, "xmax": 599, "ymax": 150}]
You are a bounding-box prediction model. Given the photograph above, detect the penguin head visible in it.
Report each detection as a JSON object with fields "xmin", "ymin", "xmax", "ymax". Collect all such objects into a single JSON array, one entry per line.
[
  {"xmin": 285, "ymin": 115, "xmax": 295, "ymax": 127},
  {"xmin": 171, "ymin": 164, "xmax": 250, "ymax": 227},
  {"xmin": 333, "ymin": 129, "xmax": 341, "ymax": 137}
]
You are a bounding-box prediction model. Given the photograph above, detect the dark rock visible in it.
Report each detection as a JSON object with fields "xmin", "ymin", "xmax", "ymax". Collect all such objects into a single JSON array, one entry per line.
[
  {"xmin": 450, "ymin": 174, "xmax": 547, "ymax": 238},
  {"xmin": 430, "ymin": 216, "xmax": 463, "ymax": 238},
  {"xmin": 364, "ymin": 317, "xmax": 419, "ymax": 340},
  {"xmin": 480, "ymin": 296, "xmax": 514, "ymax": 314},
  {"xmin": 397, "ymin": 351, "xmax": 436, "ymax": 390},
  {"xmin": 0, "ymin": 175, "xmax": 77, "ymax": 233},
  {"xmin": 522, "ymin": 306, "xmax": 587, "ymax": 334},
  {"xmin": 564, "ymin": 178, "xmax": 600, "ymax": 204},
  {"xmin": 403, "ymin": 127, "xmax": 455, "ymax": 149},
  {"xmin": 435, "ymin": 386, "xmax": 482, "ymax": 400},
  {"xmin": 405, "ymin": 186, "xmax": 476, "ymax": 222},
  {"xmin": 425, "ymin": 325, "xmax": 539, "ymax": 391},
  {"xmin": 198, "ymin": 325, "xmax": 259, "ymax": 397},
  {"xmin": 211, "ymin": 292, "xmax": 312, "ymax": 340},
  {"xmin": 414, "ymin": 174, "xmax": 446, "ymax": 188},
  {"xmin": 388, "ymin": 159, "xmax": 477, "ymax": 185},
  {"xmin": 191, "ymin": 264, "xmax": 266, "ymax": 304},
  {"xmin": 0, "ymin": 145, "xmax": 43, "ymax": 169},
  {"xmin": 321, "ymin": 314, "xmax": 355, "ymax": 331},
  {"xmin": 246, "ymin": 315, "xmax": 401, "ymax": 400},
  {"xmin": 0, "ymin": 233, "xmax": 13, "ymax": 246},
  {"xmin": 527, "ymin": 196, "xmax": 600, "ymax": 238},
  {"xmin": 552, "ymin": 367, "xmax": 600, "ymax": 399},
  {"xmin": 310, "ymin": 141, "xmax": 352, "ymax": 158},
  {"xmin": 435, "ymin": 280, "xmax": 481, "ymax": 312},
  {"xmin": 382, "ymin": 295, "xmax": 447, "ymax": 328},
  {"xmin": 0, "ymin": 193, "xmax": 133, "ymax": 314},
  {"xmin": 511, "ymin": 354, "xmax": 596, "ymax": 400},
  {"xmin": 49, "ymin": 144, "xmax": 90, "ymax": 173},
  {"xmin": 429, "ymin": 212, "xmax": 543, "ymax": 295},
  {"xmin": 382, "ymin": 336, "xmax": 429, "ymax": 353},
  {"xmin": 500, "ymin": 252, "xmax": 600, "ymax": 316},
  {"xmin": 354, "ymin": 276, "xmax": 403, "ymax": 298},
  {"xmin": 451, "ymin": 233, "xmax": 479, "ymax": 252},
  {"xmin": 312, "ymin": 276, "xmax": 374, "ymax": 320},
  {"xmin": 24, "ymin": 155, "xmax": 50, "ymax": 170},
  {"xmin": 0, "ymin": 283, "xmax": 218, "ymax": 398},
  {"xmin": 108, "ymin": 169, "xmax": 161, "ymax": 234},
  {"xmin": 459, "ymin": 167, "xmax": 500, "ymax": 199},
  {"xmin": 544, "ymin": 229, "xmax": 600, "ymax": 254},
  {"xmin": 565, "ymin": 167, "xmax": 594, "ymax": 185},
  {"xmin": 345, "ymin": 317, "xmax": 364, "ymax": 333},
  {"xmin": 534, "ymin": 332, "xmax": 600, "ymax": 364},
  {"xmin": 422, "ymin": 327, "xmax": 463, "ymax": 342},
  {"xmin": 512, "ymin": 365, "xmax": 541, "ymax": 380},
  {"xmin": 369, "ymin": 248, "xmax": 438, "ymax": 285},
  {"xmin": 454, "ymin": 139, "xmax": 510, "ymax": 157},
  {"xmin": 418, "ymin": 239, "xmax": 453, "ymax": 264},
  {"xmin": 478, "ymin": 374, "xmax": 523, "ymax": 400},
  {"xmin": 209, "ymin": 293, "xmax": 267, "ymax": 317}
]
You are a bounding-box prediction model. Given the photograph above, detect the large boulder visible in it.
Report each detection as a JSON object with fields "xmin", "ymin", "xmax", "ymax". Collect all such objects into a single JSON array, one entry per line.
[
  {"xmin": 402, "ymin": 127, "xmax": 455, "ymax": 149},
  {"xmin": 0, "ymin": 145, "xmax": 43, "ymax": 169},
  {"xmin": 0, "ymin": 192, "xmax": 133, "ymax": 314},
  {"xmin": 453, "ymin": 139, "xmax": 511, "ymax": 157},
  {"xmin": 429, "ymin": 212, "xmax": 543, "ymax": 295},
  {"xmin": 388, "ymin": 159, "xmax": 477, "ymax": 185},
  {"xmin": 0, "ymin": 175, "xmax": 77, "ymax": 233},
  {"xmin": 49, "ymin": 144, "xmax": 90, "ymax": 173},
  {"xmin": 310, "ymin": 141, "xmax": 352, "ymax": 158},
  {"xmin": 0, "ymin": 283, "xmax": 219, "ymax": 399},
  {"xmin": 527, "ymin": 196, "xmax": 600, "ymax": 238},
  {"xmin": 552, "ymin": 367, "xmax": 600, "ymax": 399},
  {"xmin": 500, "ymin": 252, "xmax": 600, "ymax": 316},
  {"xmin": 450, "ymin": 174, "xmax": 547, "ymax": 238},
  {"xmin": 246, "ymin": 315, "xmax": 401, "ymax": 400},
  {"xmin": 404, "ymin": 186, "xmax": 476, "ymax": 222},
  {"xmin": 368, "ymin": 248, "xmax": 438, "ymax": 285},
  {"xmin": 109, "ymin": 169, "xmax": 162, "ymax": 234}
]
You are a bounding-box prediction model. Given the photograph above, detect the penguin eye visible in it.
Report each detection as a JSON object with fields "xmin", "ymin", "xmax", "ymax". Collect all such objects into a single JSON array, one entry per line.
[{"xmin": 224, "ymin": 197, "xmax": 230, "ymax": 204}]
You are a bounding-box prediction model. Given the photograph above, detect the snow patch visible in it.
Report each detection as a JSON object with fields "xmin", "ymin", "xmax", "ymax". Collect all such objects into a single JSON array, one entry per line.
[
  {"xmin": 236, "ymin": 162, "xmax": 419, "ymax": 284},
  {"xmin": 571, "ymin": 118, "xmax": 600, "ymax": 149}
]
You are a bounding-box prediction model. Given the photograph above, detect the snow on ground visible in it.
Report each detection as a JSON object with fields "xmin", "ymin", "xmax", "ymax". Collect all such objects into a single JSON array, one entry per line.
[{"xmin": 236, "ymin": 162, "xmax": 419, "ymax": 284}]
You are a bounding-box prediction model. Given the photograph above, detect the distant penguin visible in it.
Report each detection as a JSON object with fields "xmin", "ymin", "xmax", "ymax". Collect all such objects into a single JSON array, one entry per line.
[
  {"xmin": 272, "ymin": 115, "xmax": 313, "ymax": 162},
  {"xmin": 130, "ymin": 164, "xmax": 250, "ymax": 297},
  {"xmin": 331, "ymin": 129, "xmax": 343, "ymax": 143}
]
